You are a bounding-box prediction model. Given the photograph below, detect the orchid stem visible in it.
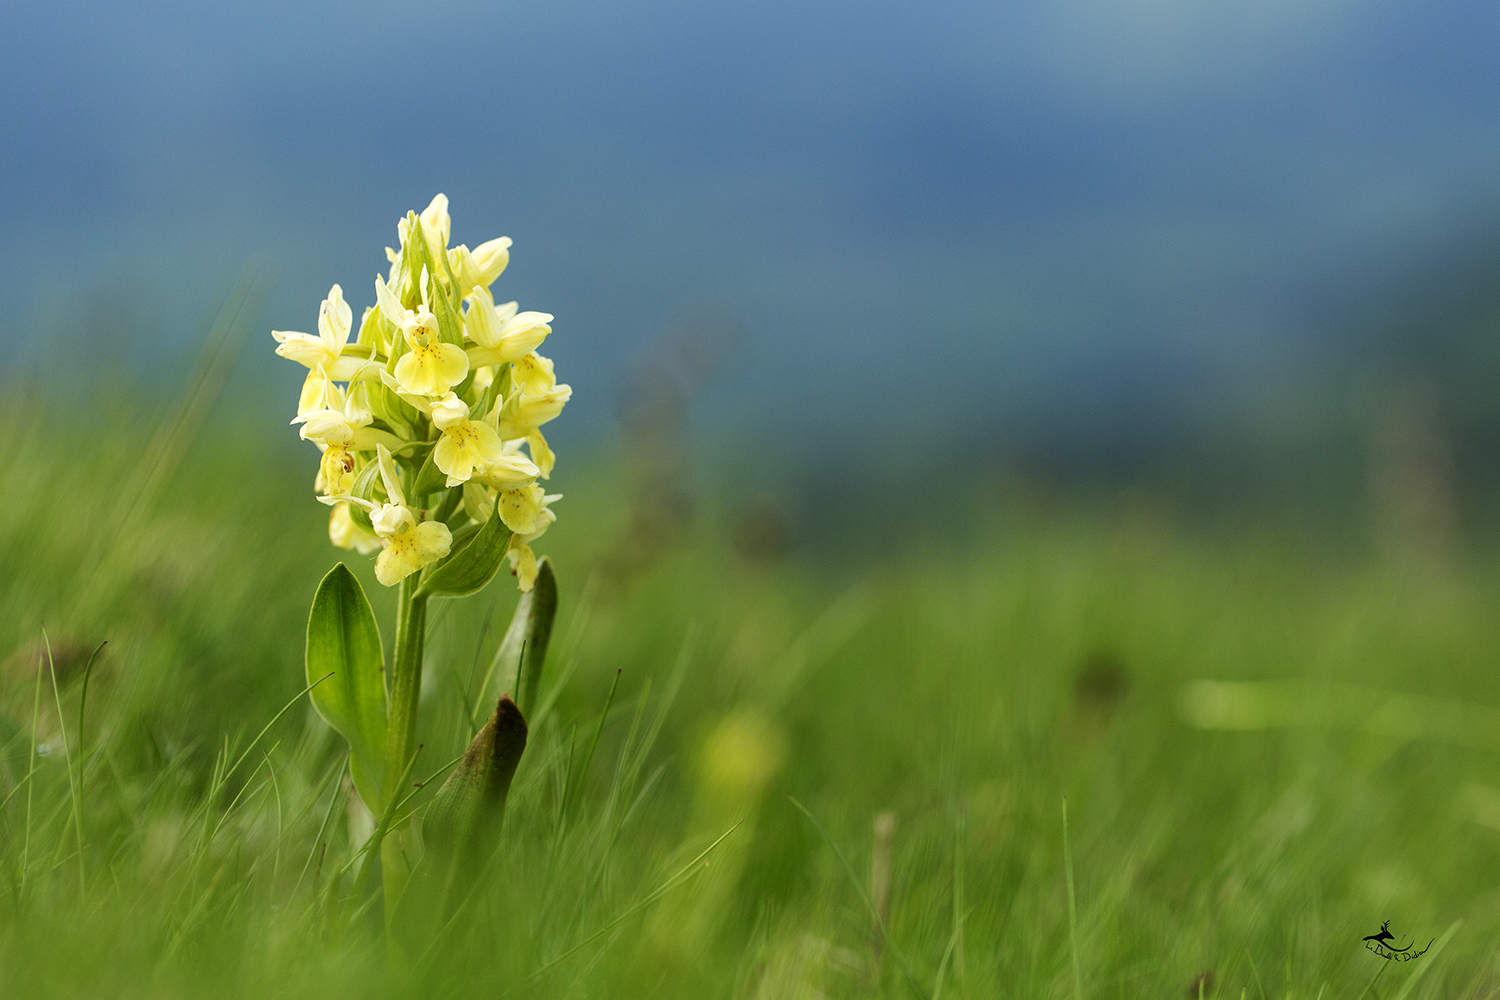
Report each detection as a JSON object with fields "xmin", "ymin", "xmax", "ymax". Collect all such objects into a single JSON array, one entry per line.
[{"xmin": 382, "ymin": 573, "xmax": 429, "ymax": 926}]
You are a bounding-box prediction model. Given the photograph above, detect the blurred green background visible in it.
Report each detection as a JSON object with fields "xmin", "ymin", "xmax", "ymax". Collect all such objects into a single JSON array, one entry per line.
[
  {"xmin": 10, "ymin": 0, "xmax": 1500, "ymax": 995},
  {"xmin": 4, "ymin": 339, "xmax": 1500, "ymax": 996}
]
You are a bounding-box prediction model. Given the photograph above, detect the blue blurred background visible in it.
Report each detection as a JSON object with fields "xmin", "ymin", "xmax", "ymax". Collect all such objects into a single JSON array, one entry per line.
[{"xmin": 6, "ymin": 0, "xmax": 1500, "ymax": 520}]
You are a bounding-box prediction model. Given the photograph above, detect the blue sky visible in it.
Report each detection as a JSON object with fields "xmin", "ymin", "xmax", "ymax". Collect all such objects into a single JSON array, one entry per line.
[{"xmin": 5, "ymin": 0, "xmax": 1500, "ymax": 450}]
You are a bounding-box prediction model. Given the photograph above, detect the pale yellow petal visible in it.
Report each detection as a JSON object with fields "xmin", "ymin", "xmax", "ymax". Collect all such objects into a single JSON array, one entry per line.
[
  {"xmin": 511, "ymin": 352, "xmax": 555, "ymax": 395},
  {"xmin": 463, "ymin": 285, "xmax": 501, "ymax": 349},
  {"xmin": 508, "ymin": 541, "xmax": 538, "ymax": 592},
  {"xmin": 435, "ymin": 342, "xmax": 470, "ymax": 387},
  {"xmin": 479, "ymin": 452, "xmax": 540, "ymax": 491},
  {"xmin": 330, "ymin": 502, "xmax": 381, "ymax": 554},
  {"xmin": 349, "ymin": 426, "xmax": 406, "ymax": 452},
  {"xmin": 376, "ymin": 445, "xmax": 406, "ymax": 507},
  {"xmin": 297, "ymin": 367, "xmax": 330, "ymax": 416},
  {"xmin": 394, "ymin": 343, "xmax": 468, "ymax": 397},
  {"xmin": 324, "ymin": 355, "xmax": 368, "ymax": 381},
  {"xmin": 371, "ymin": 502, "xmax": 416, "ymax": 538},
  {"xmin": 499, "ymin": 485, "xmax": 544, "ymax": 535},
  {"xmin": 412, "ymin": 520, "xmax": 453, "ymax": 562},
  {"xmin": 296, "ymin": 410, "xmax": 355, "ymax": 446},
  {"xmin": 376, "ymin": 518, "xmax": 450, "ymax": 585},
  {"xmin": 273, "ymin": 333, "xmax": 334, "ymax": 369},
  {"xmin": 435, "ymin": 419, "xmax": 506, "ymax": 487},
  {"xmin": 496, "ymin": 314, "xmax": 552, "ymax": 363},
  {"xmin": 500, "ymin": 384, "xmax": 571, "ymax": 436},
  {"xmin": 526, "ymin": 429, "xmax": 555, "ymax": 479},
  {"xmin": 375, "ymin": 275, "xmax": 409, "ymax": 327},
  {"xmin": 319, "ymin": 284, "xmax": 352, "ymax": 353},
  {"xmin": 420, "ymin": 193, "xmax": 451, "ymax": 250},
  {"xmin": 374, "ymin": 541, "xmax": 416, "ymax": 586},
  {"xmin": 430, "ymin": 392, "xmax": 469, "ymax": 430},
  {"xmin": 472, "ymin": 237, "xmax": 512, "ymax": 286}
]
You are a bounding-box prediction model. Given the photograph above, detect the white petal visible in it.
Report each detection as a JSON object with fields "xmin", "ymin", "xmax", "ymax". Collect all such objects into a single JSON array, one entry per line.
[{"xmin": 319, "ymin": 284, "xmax": 353, "ymax": 352}]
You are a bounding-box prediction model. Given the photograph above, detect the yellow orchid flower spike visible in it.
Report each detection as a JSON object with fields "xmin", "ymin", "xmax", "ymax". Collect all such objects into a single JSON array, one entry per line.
[{"xmin": 276, "ymin": 195, "xmax": 567, "ymax": 595}]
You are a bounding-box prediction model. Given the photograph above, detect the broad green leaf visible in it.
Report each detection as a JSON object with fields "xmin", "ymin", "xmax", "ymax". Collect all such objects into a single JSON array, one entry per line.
[
  {"xmin": 418, "ymin": 502, "xmax": 511, "ymax": 599},
  {"xmin": 306, "ymin": 563, "xmax": 388, "ymax": 810},
  {"xmin": 480, "ymin": 557, "xmax": 558, "ymax": 717}
]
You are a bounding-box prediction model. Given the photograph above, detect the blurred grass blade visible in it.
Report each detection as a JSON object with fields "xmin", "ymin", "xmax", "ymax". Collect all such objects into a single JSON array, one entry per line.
[
  {"xmin": 72, "ymin": 263, "xmax": 273, "ymax": 614},
  {"xmin": 787, "ymin": 796, "xmax": 927, "ymax": 999},
  {"xmin": 418, "ymin": 499, "xmax": 512, "ymax": 599},
  {"xmin": 1179, "ymin": 680, "xmax": 1500, "ymax": 752},
  {"xmin": 1390, "ymin": 919, "xmax": 1460, "ymax": 1000},
  {"xmin": 480, "ymin": 557, "xmax": 557, "ymax": 720},
  {"xmin": 1063, "ymin": 796, "xmax": 1082, "ymax": 1000},
  {"xmin": 306, "ymin": 563, "xmax": 388, "ymax": 811},
  {"xmin": 528, "ymin": 821, "xmax": 743, "ymax": 982}
]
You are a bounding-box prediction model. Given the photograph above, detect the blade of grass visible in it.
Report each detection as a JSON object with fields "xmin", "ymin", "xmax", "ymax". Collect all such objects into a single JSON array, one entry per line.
[
  {"xmin": 264, "ymin": 750, "xmax": 284, "ymax": 887},
  {"xmin": 1064, "ymin": 796, "xmax": 1083, "ymax": 1000},
  {"xmin": 953, "ymin": 809, "xmax": 967, "ymax": 983},
  {"xmin": 20, "ymin": 640, "xmax": 46, "ymax": 898},
  {"xmin": 525, "ymin": 821, "xmax": 745, "ymax": 983},
  {"xmin": 1389, "ymin": 920, "xmax": 1461, "ymax": 1000},
  {"xmin": 43, "ymin": 631, "xmax": 86, "ymax": 890},
  {"xmin": 560, "ymin": 670, "xmax": 621, "ymax": 828},
  {"xmin": 788, "ymin": 796, "xmax": 928, "ymax": 999},
  {"xmin": 932, "ymin": 907, "xmax": 972, "ymax": 1000},
  {"xmin": 1245, "ymin": 946, "xmax": 1267, "ymax": 1000},
  {"xmin": 294, "ymin": 753, "xmax": 351, "ymax": 898},
  {"xmin": 73, "ymin": 641, "xmax": 106, "ymax": 844}
]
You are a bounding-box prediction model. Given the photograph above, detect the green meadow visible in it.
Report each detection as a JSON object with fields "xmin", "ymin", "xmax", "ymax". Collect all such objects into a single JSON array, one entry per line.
[{"xmin": 5, "ymin": 377, "xmax": 1500, "ymax": 999}]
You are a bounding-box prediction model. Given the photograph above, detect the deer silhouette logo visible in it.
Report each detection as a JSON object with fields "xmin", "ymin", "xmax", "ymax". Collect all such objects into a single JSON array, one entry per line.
[
  {"xmin": 1362, "ymin": 921, "xmax": 1434, "ymax": 962},
  {"xmin": 1362, "ymin": 921, "xmax": 1411, "ymax": 952}
]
